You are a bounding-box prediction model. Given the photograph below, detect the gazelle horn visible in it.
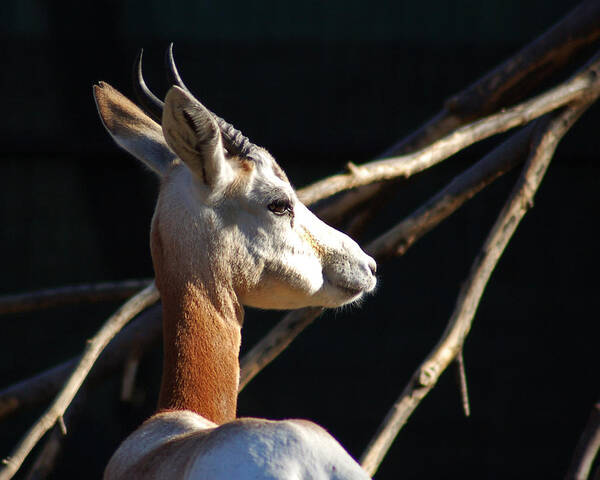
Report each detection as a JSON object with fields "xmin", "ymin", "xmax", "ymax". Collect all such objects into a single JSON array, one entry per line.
[
  {"xmin": 132, "ymin": 49, "xmax": 163, "ymax": 123},
  {"xmin": 132, "ymin": 45, "xmax": 256, "ymax": 157}
]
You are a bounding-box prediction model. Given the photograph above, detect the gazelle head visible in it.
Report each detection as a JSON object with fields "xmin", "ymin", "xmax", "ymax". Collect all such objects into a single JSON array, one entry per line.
[{"xmin": 94, "ymin": 49, "xmax": 376, "ymax": 311}]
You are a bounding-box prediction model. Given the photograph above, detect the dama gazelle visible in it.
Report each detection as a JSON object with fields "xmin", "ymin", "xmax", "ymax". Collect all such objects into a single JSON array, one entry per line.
[{"xmin": 94, "ymin": 47, "xmax": 376, "ymax": 479}]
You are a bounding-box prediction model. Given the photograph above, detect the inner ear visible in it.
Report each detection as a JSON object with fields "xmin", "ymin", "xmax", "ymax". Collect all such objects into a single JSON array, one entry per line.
[
  {"xmin": 162, "ymin": 86, "xmax": 231, "ymax": 187},
  {"xmin": 181, "ymin": 109, "xmax": 219, "ymax": 152}
]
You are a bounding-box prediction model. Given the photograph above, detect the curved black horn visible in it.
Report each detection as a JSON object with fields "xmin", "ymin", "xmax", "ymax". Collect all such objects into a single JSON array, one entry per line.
[
  {"xmin": 165, "ymin": 43, "xmax": 190, "ymax": 92},
  {"xmin": 166, "ymin": 44, "xmax": 255, "ymax": 157},
  {"xmin": 132, "ymin": 49, "xmax": 164, "ymax": 123}
]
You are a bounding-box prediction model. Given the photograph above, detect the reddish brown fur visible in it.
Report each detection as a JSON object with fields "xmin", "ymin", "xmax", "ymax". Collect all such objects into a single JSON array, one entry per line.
[
  {"xmin": 151, "ymin": 218, "xmax": 242, "ymax": 425},
  {"xmin": 238, "ymin": 157, "xmax": 254, "ymax": 173}
]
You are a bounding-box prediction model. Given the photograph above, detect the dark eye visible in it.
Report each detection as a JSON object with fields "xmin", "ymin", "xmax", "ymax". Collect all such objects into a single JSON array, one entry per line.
[{"xmin": 268, "ymin": 199, "xmax": 293, "ymax": 216}]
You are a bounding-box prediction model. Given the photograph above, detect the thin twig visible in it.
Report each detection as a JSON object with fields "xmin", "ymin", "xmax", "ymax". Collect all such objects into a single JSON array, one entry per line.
[
  {"xmin": 566, "ymin": 399, "xmax": 600, "ymax": 480},
  {"xmin": 120, "ymin": 353, "xmax": 141, "ymax": 402},
  {"xmin": 0, "ymin": 279, "xmax": 152, "ymax": 316},
  {"xmin": 455, "ymin": 350, "xmax": 470, "ymax": 418},
  {"xmin": 298, "ymin": 57, "xmax": 600, "ymax": 205},
  {"xmin": 0, "ymin": 283, "xmax": 160, "ymax": 480},
  {"xmin": 56, "ymin": 417, "xmax": 66, "ymax": 436},
  {"xmin": 359, "ymin": 95, "xmax": 599, "ymax": 477},
  {"xmin": 0, "ymin": 304, "xmax": 162, "ymax": 422}
]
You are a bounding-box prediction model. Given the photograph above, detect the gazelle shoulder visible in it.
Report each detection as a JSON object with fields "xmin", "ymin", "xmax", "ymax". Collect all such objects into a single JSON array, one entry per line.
[
  {"xmin": 103, "ymin": 411, "xmax": 216, "ymax": 479},
  {"xmin": 105, "ymin": 411, "xmax": 371, "ymax": 479},
  {"xmin": 187, "ymin": 417, "xmax": 371, "ymax": 479}
]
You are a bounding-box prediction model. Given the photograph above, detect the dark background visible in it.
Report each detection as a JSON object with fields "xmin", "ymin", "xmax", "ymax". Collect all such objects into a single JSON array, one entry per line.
[{"xmin": 1, "ymin": 1, "xmax": 599, "ymax": 478}]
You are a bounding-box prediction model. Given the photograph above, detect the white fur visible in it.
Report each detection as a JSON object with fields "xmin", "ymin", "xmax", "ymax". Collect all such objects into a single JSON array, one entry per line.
[{"xmin": 105, "ymin": 412, "xmax": 371, "ymax": 479}]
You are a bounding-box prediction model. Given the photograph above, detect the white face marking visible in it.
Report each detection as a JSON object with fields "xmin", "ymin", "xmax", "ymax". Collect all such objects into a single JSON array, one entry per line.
[{"xmin": 157, "ymin": 145, "xmax": 376, "ymax": 311}]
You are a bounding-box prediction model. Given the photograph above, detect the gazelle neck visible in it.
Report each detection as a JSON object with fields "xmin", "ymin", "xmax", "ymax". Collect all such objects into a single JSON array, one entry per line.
[
  {"xmin": 152, "ymin": 219, "xmax": 243, "ymax": 425},
  {"xmin": 157, "ymin": 282, "xmax": 242, "ymax": 425}
]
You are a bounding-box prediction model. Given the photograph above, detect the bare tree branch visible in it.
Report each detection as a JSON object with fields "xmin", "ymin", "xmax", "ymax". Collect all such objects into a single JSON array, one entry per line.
[
  {"xmin": 382, "ymin": 0, "xmax": 600, "ymax": 156},
  {"xmin": 0, "ymin": 304, "xmax": 162, "ymax": 422},
  {"xmin": 298, "ymin": 57, "xmax": 600, "ymax": 206},
  {"xmin": 359, "ymin": 95, "xmax": 599, "ymax": 477},
  {"xmin": 566, "ymin": 399, "xmax": 600, "ymax": 480},
  {"xmin": 0, "ymin": 279, "xmax": 152, "ymax": 316},
  {"xmin": 0, "ymin": 283, "xmax": 160, "ymax": 480}
]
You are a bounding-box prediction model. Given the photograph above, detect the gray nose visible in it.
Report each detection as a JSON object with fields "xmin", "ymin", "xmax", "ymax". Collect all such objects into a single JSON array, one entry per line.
[{"xmin": 368, "ymin": 258, "xmax": 377, "ymax": 276}]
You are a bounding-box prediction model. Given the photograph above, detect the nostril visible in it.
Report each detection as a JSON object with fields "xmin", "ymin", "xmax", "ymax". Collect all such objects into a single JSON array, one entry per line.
[{"xmin": 368, "ymin": 258, "xmax": 377, "ymax": 276}]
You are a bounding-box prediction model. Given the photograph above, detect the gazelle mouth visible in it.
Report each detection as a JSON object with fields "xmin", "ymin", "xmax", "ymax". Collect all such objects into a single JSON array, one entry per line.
[
  {"xmin": 324, "ymin": 274, "xmax": 376, "ymax": 301},
  {"xmin": 325, "ymin": 278, "xmax": 368, "ymax": 298},
  {"xmin": 336, "ymin": 285, "xmax": 364, "ymax": 297}
]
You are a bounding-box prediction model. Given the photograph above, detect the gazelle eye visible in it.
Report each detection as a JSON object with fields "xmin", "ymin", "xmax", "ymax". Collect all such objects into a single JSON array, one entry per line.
[{"xmin": 268, "ymin": 199, "xmax": 293, "ymax": 216}]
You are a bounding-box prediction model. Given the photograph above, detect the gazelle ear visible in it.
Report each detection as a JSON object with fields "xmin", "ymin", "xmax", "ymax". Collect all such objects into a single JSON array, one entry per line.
[
  {"xmin": 93, "ymin": 82, "xmax": 176, "ymax": 177},
  {"xmin": 162, "ymin": 86, "xmax": 231, "ymax": 187}
]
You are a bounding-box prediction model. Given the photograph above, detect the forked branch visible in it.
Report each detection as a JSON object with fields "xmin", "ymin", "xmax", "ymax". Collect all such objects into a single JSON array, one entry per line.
[{"xmin": 359, "ymin": 95, "xmax": 599, "ymax": 477}]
